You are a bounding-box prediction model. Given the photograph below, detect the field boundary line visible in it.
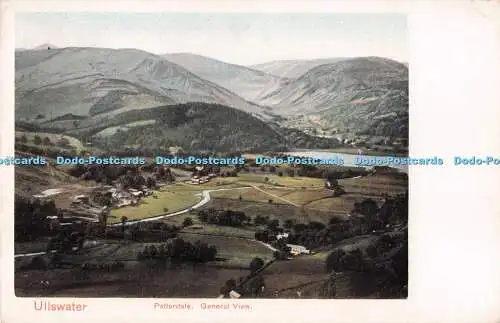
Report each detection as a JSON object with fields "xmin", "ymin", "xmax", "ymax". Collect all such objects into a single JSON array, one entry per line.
[{"xmin": 250, "ymin": 185, "xmax": 301, "ymax": 207}]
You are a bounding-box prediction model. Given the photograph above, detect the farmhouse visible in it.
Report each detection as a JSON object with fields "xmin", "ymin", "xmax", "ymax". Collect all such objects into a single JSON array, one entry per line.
[
  {"xmin": 276, "ymin": 232, "xmax": 289, "ymax": 240},
  {"xmin": 286, "ymin": 244, "xmax": 310, "ymax": 256},
  {"xmin": 129, "ymin": 189, "xmax": 143, "ymax": 198},
  {"xmin": 191, "ymin": 175, "xmax": 209, "ymax": 184}
]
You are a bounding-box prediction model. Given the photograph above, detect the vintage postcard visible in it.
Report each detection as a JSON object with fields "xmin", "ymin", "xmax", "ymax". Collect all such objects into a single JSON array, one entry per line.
[{"xmin": 1, "ymin": 1, "xmax": 500, "ymax": 323}]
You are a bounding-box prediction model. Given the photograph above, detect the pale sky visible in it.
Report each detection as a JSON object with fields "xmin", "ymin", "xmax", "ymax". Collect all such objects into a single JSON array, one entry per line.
[{"xmin": 15, "ymin": 12, "xmax": 407, "ymax": 65}]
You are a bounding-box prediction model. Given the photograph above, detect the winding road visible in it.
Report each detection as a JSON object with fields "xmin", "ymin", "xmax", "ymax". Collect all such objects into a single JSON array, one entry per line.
[
  {"xmin": 14, "ymin": 186, "xmax": 259, "ymax": 258},
  {"xmin": 14, "ymin": 175, "xmax": 369, "ymax": 259},
  {"xmin": 110, "ymin": 186, "xmax": 253, "ymax": 227}
]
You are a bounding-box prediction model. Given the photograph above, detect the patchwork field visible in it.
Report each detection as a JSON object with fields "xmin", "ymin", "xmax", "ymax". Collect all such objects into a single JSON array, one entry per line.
[
  {"xmin": 340, "ymin": 174, "xmax": 407, "ymax": 196},
  {"xmin": 15, "ymin": 232, "xmax": 273, "ymax": 297},
  {"xmin": 106, "ymin": 173, "xmax": 338, "ymax": 224},
  {"xmin": 15, "ymin": 167, "xmax": 407, "ymax": 298},
  {"xmin": 108, "ymin": 188, "xmax": 202, "ymax": 223},
  {"xmin": 15, "ymin": 131, "xmax": 86, "ymax": 152},
  {"xmin": 200, "ymin": 198, "xmax": 343, "ymax": 224},
  {"xmin": 260, "ymin": 255, "xmax": 331, "ymax": 297},
  {"xmin": 179, "ymin": 232, "xmax": 274, "ymax": 267},
  {"xmin": 15, "ymin": 261, "xmax": 249, "ymax": 298}
]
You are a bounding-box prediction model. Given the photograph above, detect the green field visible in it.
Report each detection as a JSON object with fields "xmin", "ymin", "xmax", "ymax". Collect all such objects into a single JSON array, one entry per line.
[
  {"xmin": 201, "ymin": 198, "xmax": 340, "ymax": 224},
  {"xmin": 179, "ymin": 232, "xmax": 274, "ymax": 267},
  {"xmin": 109, "ymin": 188, "xmax": 202, "ymax": 223},
  {"xmin": 107, "ymin": 172, "xmax": 406, "ymax": 224},
  {"xmin": 15, "ymin": 131, "xmax": 87, "ymax": 153},
  {"xmin": 340, "ymin": 174, "xmax": 407, "ymax": 196},
  {"xmin": 211, "ymin": 187, "xmax": 277, "ymax": 203}
]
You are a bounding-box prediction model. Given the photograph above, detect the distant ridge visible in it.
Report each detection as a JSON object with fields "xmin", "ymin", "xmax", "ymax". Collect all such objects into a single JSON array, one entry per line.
[
  {"xmin": 15, "ymin": 47, "xmax": 268, "ymax": 121},
  {"xmin": 32, "ymin": 43, "xmax": 59, "ymax": 50},
  {"xmin": 258, "ymin": 56, "xmax": 409, "ymax": 137},
  {"xmin": 163, "ymin": 52, "xmax": 290, "ymax": 104},
  {"xmin": 249, "ymin": 58, "xmax": 347, "ymax": 79}
]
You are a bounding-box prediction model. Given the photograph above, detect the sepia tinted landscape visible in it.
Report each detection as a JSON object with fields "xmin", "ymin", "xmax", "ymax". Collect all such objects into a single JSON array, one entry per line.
[{"xmin": 14, "ymin": 13, "xmax": 408, "ymax": 298}]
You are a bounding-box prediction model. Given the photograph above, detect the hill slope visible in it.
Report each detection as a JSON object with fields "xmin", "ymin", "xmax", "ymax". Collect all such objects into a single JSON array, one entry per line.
[
  {"xmin": 15, "ymin": 47, "xmax": 268, "ymax": 122},
  {"xmin": 163, "ymin": 53, "xmax": 290, "ymax": 104},
  {"xmin": 258, "ymin": 57, "xmax": 409, "ymax": 137},
  {"xmin": 82, "ymin": 102, "xmax": 338, "ymax": 152},
  {"xmin": 249, "ymin": 58, "xmax": 347, "ymax": 79},
  {"xmin": 80, "ymin": 102, "xmax": 339, "ymax": 153}
]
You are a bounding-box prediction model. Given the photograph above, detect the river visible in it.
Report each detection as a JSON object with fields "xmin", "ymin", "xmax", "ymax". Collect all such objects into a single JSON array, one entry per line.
[{"xmin": 284, "ymin": 150, "xmax": 408, "ymax": 173}]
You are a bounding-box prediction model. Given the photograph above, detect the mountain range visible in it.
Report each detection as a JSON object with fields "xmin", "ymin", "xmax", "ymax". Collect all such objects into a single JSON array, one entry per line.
[
  {"xmin": 258, "ymin": 57, "xmax": 409, "ymax": 136},
  {"xmin": 15, "ymin": 45, "xmax": 409, "ymax": 152},
  {"xmin": 15, "ymin": 47, "xmax": 269, "ymax": 122},
  {"xmin": 163, "ymin": 53, "xmax": 290, "ymax": 105},
  {"xmin": 249, "ymin": 58, "xmax": 348, "ymax": 79}
]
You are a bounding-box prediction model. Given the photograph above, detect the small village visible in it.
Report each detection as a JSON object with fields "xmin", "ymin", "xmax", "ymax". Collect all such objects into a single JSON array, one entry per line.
[{"xmin": 15, "ymin": 155, "xmax": 407, "ymax": 300}]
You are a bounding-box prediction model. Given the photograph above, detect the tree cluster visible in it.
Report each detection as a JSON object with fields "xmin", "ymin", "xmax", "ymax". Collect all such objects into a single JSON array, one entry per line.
[
  {"xmin": 197, "ymin": 208, "xmax": 250, "ymax": 227},
  {"xmin": 324, "ymin": 232, "xmax": 408, "ymax": 298},
  {"xmin": 253, "ymin": 194, "xmax": 408, "ymax": 251},
  {"xmin": 136, "ymin": 238, "xmax": 217, "ymax": 263},
  {"xmin": 14, "ymin": 197, "xmax": 59, "ymax": 241},
  {"xmin": 104, "ymin": 221, "xmax": 180, "ymax": 242},
  {"xmin": 219, "ymin": 257, "xmax": 268, "ymax": 298}
]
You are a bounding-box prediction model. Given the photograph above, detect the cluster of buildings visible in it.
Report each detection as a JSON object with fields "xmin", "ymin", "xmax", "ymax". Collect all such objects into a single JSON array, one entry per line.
[
  {"xmin": 98, "ymin": 185, "xmax": 154, "ymax": 207},
  {"xmin": 190, "ymin": 172, "xmax": 217, "ymax": 185},
  {"xmin": 276, "ymin": 232, "xmax": 311, "ymax": 256},
  {"xmin": 66, "ymin": 185, "xmax": 155, "ymax": 222},
  {"xmin": 286, "ymin": 244, "xmax": 311, "ymax": 256}
]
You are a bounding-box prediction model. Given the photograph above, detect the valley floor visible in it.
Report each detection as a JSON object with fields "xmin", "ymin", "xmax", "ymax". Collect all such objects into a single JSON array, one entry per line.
[{"xmin": 15, "ymin": 171, "xmax": 407, "ymax": 298}]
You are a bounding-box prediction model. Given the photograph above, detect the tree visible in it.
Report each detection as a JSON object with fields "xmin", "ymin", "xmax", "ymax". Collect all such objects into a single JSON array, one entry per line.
[
  {"xmin": 365, "ymin": 244, "xmax": 379, "ymax": 258},
  {"xmin": 254, "ymin": 230, "xmax": 269, "ymax": 242},
  {"xmin": 244, "ymin": 275, "xmax": 266, "ymax": 297},
  {"xmin": 30, "ymin": 255, "xmax": 49, "ymax": 269},
  {"xmin": 322, "ymin": 275, "xmax": 337, "ymax": 297},
  {"xmin": 226, "ymin": 278, "xmax": 237, "ymax": 291},
  {"xmin": 267, "ymin": 219, "xmax": 279, "ymax": 231},
  {"xmin": 42, "ymin": 137, "xmax": 51, "ymax": 146},
  {"xmin": 377, "ymin": 234, "xmax": 396, "ymax": 254},
  {"xmin": 329, "ymin": 217, "xmax": 342, "ymax": 225},
  {"xmin": 120, "ymin": 175, "xmax": 134, "ymax": 189},
  {"xmin": 33, "ymin": 135, "xmax": 42, "ymax": 145},
  {"xmin": 358, "ymin": 198, "xmax": 379, "ymax": 218},
  {"xmin": 133, "ymin": 175, "xmax": 146, "ymax": 188},
  {"xmin": 326, "ymin": 249, "xmax": 347, "ymax": 273},
  {"xmin": 121, "ymin": 216, "xmax": 128, "ymax": 233},
  {"xmin": 146, "ymin": 176, "xmax": 156, "ymax": 189},
  {"xmin": 254, "ymin": 215, "xmax": 268, "ymax": 226},
  {"xmin": 182, "ymin": 217, "xmax": 193, "ymax": 227},
  {"xmin": 283, "ymin": 219, "xmax": 294, "ymax": 229},
  {"xmin": 249, "ymin": 257, "xmax": 265, "ymax": 273},
  {"xmin": 20, "ymin": 135, "xmax": 28, "ymax": 143}
]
